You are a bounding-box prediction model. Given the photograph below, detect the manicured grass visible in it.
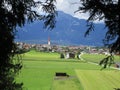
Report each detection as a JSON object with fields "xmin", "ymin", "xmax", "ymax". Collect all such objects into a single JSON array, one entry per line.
[
  {"xmin": 76, "ymin": 70, "xmax": 120, "ymax": 90},
  {"xmin": 22, "ymin": 50, "xmax": 60, "ymax": 61},
  {"xmin": 17, "ymin": 50, "xmax": 120, "ymax": 90},
  {"xmin": 82, "ymin": 54, "xmax": 105, "ymax": 63},
  {"xmin": 52, "ymin": 78, "xmax": 83, "ymax": 90},
  {"xmin": 18, "ymin": 60, "xmax": 100, "ymax": 90},
  {"xmin": 82, "ymin": 53, "xmax": 120, "ymax": 63}
]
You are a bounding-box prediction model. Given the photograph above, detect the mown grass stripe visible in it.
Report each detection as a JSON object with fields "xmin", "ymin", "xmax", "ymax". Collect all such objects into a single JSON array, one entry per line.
[{"xmin": 75, "ymin": 70, "xmax": 120, "ymax": 90}]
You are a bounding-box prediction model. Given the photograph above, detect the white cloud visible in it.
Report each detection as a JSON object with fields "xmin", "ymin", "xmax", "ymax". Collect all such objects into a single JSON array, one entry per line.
[
  {"xmin": 35, "ymin": 0, "xmax": 104, "ymax": 23},
  {"xmin": 56, "ymin": 0, "xmax": 80, "ymax": 16},
  {"xmin": 56, "ymin": 0, "xmax": 90, "ymax": 20},
  {"xmin": 74, "ymin": 12, "xmax": 89, "ymax": 20},
  {"xmin": 56, "ymin": 0, "xmax": 104, "ymax": 23},
  {"xmin": 35, "ymin": 0, "xmax": 87, "ymax": 19}
]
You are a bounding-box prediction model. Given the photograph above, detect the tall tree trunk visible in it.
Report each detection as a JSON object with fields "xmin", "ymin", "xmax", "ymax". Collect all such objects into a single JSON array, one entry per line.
[{"xmin": 0, "ymin": 25, "xmax": 22, "ymax": 90}]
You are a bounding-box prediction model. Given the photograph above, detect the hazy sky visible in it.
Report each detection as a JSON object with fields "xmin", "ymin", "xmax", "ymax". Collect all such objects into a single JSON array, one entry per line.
[
  {"xmin": 35, "ymin": 0, "xmax": 118, "ymax": 23},
  {"xmin": 35, "ymin": 0, "xmax": 104, "ymax": 23},
  {"xmin": 56, "ymin": 0, "xmax": 89, "ymax": 20},
  {"xmin": 35, "ymin": 0, "xmax": 89, "ymax": 20}
]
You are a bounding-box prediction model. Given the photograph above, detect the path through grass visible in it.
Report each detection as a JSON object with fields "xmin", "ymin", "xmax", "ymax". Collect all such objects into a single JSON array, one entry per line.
[{"xmin": 17, "ymin": 50, "xmax": 120, "ymax": 90}]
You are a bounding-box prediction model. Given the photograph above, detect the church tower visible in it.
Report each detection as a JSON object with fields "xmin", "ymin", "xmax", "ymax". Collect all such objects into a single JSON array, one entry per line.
[{"xmin": 48, "ymin": 36, "xmax": 50, "ymax": 45}]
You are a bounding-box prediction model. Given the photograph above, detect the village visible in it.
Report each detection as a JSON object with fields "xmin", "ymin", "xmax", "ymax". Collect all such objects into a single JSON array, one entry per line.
[{"xmin": 16, "ymin": 37, "xmax": 110, "ymax": 59}]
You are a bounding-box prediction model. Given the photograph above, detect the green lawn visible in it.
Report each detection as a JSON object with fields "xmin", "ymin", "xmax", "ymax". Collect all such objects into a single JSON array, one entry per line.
[
  {"xmin": 82, "ymin": 53, "xmax": 120, "ymax": 63},
  {"xmin": 76, "ymin": 70, "xmax": 120, "ymax": 90},
  {"xmin": 17, "ymin": 50, "xmax": 120, "ymax": 90},
  {"xmin": 52, "ymin": 77, "xmax": 83, "ymax": 90}
]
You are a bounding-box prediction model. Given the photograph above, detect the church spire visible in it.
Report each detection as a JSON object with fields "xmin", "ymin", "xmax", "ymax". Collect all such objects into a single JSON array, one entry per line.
[{"xmin": 48, "ymin": 36, "xmax": 50, "ymax": 45}]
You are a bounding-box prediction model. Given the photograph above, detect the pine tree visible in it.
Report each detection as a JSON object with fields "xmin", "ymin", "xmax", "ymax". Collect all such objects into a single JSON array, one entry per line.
[{"xmin": 0, "ymin": 0, "xmax": 57, "ymax": 89}]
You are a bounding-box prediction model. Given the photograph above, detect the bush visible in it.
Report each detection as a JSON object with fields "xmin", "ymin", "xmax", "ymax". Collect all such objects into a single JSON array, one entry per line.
[{"xmin": 60, "ymin": 53, "xmax": 65, "ymax": 59}]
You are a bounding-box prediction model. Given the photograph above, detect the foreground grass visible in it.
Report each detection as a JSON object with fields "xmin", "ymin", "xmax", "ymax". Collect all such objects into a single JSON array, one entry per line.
[
  {"xmin": 52, "ymin": 78, "xmax": 82, "ymax": 90},
  {"xmin": 17, "ymin": 50, "xmax": 120, "ymax": 90},
  {"xmin": 18, "ymin": 60, "xmax": 100, "ymax": 90},
  {"xmin": 76, "ymin": 70, "xmax": 120, "ymax": 90}
]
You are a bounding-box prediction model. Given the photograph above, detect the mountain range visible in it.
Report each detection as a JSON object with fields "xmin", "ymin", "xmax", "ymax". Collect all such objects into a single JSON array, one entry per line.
[{"xmin": 15, "ymin": 11, "xmax": 107, "ymax": 46}]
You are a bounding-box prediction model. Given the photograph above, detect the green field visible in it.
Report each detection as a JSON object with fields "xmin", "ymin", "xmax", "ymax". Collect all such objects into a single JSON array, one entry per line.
[
  {"xmin": 17, "ymin": 50, "xmax": 120, "ymax": 90},
  {"xmin": 82, "ymin": 53, "xmax": 120, "ymax": 63}
]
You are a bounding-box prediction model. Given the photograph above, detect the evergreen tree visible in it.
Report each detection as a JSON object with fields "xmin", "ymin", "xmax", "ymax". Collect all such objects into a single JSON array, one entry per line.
[
  {"xmin": 77, "ymin": 0, "xmax": 119, "ymax": 69},
  {"xmin": 0, "ymin": 0, "xmax": 57, "ymax": 89},
  {"xmin": 78, "ymin": 0, "xmax": 120, "ymax": 53}
]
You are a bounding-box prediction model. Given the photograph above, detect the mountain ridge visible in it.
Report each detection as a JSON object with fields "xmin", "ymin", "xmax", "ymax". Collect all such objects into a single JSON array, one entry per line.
[{"xmin": 16, "ymin": 11, "xmax": 107, "ymax": 46}]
